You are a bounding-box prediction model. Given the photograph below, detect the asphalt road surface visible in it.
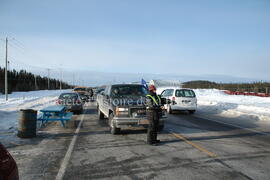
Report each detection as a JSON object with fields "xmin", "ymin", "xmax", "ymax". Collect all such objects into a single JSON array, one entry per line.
[{"xmin": 8, "ymin": 105, "xmax": 270, "ymax": 180}]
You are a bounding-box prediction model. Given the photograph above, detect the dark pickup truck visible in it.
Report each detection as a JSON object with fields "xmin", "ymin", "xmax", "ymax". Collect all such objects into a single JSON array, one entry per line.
[{"xmin": 96, "ymin": 84, "xmax": 166, "ymax": 134}]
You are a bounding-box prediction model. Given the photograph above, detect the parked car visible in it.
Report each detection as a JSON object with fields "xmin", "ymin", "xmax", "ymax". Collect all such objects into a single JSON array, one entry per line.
[
  {"xmin": 161, "ymin": 88, "xmax": 197, "ymax": 114},
  {"xmin": 79, "ymin": 94, "xmax": 88, "ymax": 103},
  {"xmin": 73, "ymin": 86, "xmax": 93, "ymax": 100},
  {"xmin": 0, "ymin": 143, "xmax": 19, "ymax": 180},
  {"xmin": 96, "ymin": 84, "xmax": 166, "ymax": 134},
  {"xmin": 56, "ymin": 92, "xmax": 83, "ymax": 114}
]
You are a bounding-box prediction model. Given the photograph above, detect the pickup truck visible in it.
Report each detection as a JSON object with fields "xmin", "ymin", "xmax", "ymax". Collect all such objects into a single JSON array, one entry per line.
[{"xmin": 96, "ymin": 84, "xmax": 165, "ymax": 134}]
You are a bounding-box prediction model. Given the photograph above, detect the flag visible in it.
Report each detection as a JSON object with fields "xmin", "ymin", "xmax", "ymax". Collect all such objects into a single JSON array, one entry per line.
[{"xmin": 141, "ymin": 78, "xmax": 148, "ymax": 89}]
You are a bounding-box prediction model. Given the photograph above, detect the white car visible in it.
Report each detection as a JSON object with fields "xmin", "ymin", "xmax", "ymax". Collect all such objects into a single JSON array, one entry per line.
[{"xmin": 160, "ymin": 88, "xmax": 197, "ymax": 114}]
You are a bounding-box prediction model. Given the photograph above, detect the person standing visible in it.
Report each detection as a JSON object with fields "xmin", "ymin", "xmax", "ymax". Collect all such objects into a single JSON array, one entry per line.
[{"xmin": 146, "ymin": 85, "xmax": 161, "ymax": 145}]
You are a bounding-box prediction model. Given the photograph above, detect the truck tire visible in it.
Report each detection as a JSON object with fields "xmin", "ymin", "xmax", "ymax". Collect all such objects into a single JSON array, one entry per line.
[
  {"xmin": 98, "ymin": 108, "xmax": 105, "ymax": 120},
  {"xmin": 109, "ymin": 113, "xmax": 120, "ymax": 135}
]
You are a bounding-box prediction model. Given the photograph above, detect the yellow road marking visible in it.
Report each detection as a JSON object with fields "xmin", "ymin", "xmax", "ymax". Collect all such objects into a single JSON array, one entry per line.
[{"xmin": 172, "ymin": 132, "xmax": 217, "ymax": 158}]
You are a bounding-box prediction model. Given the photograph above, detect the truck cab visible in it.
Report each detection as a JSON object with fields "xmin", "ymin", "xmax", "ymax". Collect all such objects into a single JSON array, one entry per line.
[{"xmin": 96, "ymin": 84, "xmax": 165, "ymax": 134}]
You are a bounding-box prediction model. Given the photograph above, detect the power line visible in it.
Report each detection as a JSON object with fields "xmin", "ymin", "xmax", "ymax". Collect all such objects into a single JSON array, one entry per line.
[
  {"xmin": 9, "ymin": 56, "xmax": 51, "ymax": 70},
  {"xmin": 8, "ymin": 42, "xmax": 55, "ymax": 70},
  {"xmin": 8, "ymin": 42, "xmax": 27, "ymax": 56},
  {"xmin": 10, "ymin": 38, "xmax": 27, "ymax": 50},
  {"xmin": 9, "ymin": 37, "xmax": 58, "ymax": 70},
  {"xmin": 2, "ymin": 37, "xmax": 80, "ymax": 87}
]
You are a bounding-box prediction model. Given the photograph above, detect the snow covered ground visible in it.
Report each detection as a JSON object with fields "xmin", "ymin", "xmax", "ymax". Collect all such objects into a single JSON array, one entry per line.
[
  {"xmin": 0, "ymin": 89, "xmax": 71, "ymax": 132},
  {"xmin": 0, "ymin": 88, "xmax": 269, "ymax": 142},
  {"xmin": 194, "ymin": 89, "xmax": 270, "ymax": 123}
]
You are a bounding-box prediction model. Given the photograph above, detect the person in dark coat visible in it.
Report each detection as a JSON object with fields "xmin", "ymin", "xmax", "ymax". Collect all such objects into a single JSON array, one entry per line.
[
  {"xmin": 0, "ymin": 143, "xmax": 19, "ymax": 180},
  {"xmin": 146, "ymin": 85, "xmax": 161, "ymax": 145}
]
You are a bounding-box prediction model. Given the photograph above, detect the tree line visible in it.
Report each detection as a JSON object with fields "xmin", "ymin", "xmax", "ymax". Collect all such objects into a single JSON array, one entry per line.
[
  {"xmin": 0, "ymin": 67, "xmax": 72, "ymax": 94},
  {"xmin": 183, "ymin": 80, "xmax": 270, "ymax": 93}
]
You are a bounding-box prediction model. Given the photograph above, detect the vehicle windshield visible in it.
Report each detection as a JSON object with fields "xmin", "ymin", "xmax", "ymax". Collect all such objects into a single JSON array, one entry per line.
[
  {"xmin": 111, "ymin": 85, "xmax": 148, "ymax": 97},
  {"xmin": 74, "ymin": 88, "xmax": 86, "ymax": 91},
  {"xmin": 175, "ymin": 89, "xmax": 196, "ymax": 98},
  {"xmin": 59, "ymin": 93, "xmax": 78, "ymax": 99}
]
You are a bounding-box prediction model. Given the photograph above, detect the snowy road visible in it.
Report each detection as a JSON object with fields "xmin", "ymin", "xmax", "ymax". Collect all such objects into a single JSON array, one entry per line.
[
  {"xmin": 1, "ymin": 89, "xmax": 270, "ymax": 133},
  {"xmin": 7, "ymin": 104, "xmax": 270, "ymax": 180}
]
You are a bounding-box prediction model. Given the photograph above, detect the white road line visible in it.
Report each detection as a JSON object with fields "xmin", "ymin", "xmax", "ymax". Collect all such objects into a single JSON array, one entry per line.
[
  {"xmin": 55, "ymin": 114, "xmax": 85, "ymax": 180},
  {"xmin": 194, "ymin": 115, "xmax": 270, "ymax": 136}
]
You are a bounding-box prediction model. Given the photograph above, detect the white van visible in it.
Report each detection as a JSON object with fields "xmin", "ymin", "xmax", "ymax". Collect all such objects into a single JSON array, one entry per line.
[{"xmin": 160, "ymin": 88, "xmax": 197, "ymax": 114}]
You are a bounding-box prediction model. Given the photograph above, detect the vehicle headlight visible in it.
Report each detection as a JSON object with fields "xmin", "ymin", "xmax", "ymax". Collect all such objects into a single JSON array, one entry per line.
[
  {"xmin": 117, "ymin": 107, "xmax": 128, "ymax": 112},
  {"xmin": 116, "ymin": 107, "xmax": 129, "ymax": 116}
]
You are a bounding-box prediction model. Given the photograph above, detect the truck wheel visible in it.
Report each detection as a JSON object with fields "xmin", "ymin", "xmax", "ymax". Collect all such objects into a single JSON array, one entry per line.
[
  {"xmin": 167, "ymin": 105, "xmax": 172, "ymax": 114},
  {"xmin": 109, "ymin": 113, "xmax": 120, "ymax": 135},
  {"xmin": 98, "ymin": 109, "xmax": 105, "ymax": 120},
  {"xmin": 188, "ymin": 110, "xmax": 196, "ymax": 114}
]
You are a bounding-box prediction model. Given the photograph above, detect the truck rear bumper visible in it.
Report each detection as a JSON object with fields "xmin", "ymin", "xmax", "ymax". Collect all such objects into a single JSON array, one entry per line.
[{"xmin": 113, "ymin": 117, "xmax": 166, "ymax": 128}]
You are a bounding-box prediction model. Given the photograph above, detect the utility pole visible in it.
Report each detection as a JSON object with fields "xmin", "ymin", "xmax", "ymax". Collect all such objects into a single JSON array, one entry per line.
[
  {"xmin": 72, "ymin": 73, "xmax": 75, "ymax": 87},
  {"xmin": 47, "ymin": 68, "xmax": 50, "ymax": 90},
  {"xmin": 5, "ymin": 38, "xmax": 8, "ymax": 101},
  {"xmin": 34, "ymin": 75, "xmax": 37, "ymax": 90},
  {"xmin": 60, "ymin": 68, "xmax": 62, "ymax": 90},
  {"xmin": 7, "ymin": 61, "xmax": 10, "ymax": 71}
]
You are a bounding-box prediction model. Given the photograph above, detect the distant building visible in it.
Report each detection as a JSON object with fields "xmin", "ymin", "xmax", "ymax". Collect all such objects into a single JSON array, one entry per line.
[{"xmin": 149, "ymin": 79, "xmax": 182, "ymax": 95}]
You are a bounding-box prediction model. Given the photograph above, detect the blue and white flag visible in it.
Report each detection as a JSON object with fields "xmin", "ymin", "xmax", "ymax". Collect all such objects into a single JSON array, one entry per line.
[{"xmin": 141, "ymin": 78, "xmax": 148, "ymax": 89}]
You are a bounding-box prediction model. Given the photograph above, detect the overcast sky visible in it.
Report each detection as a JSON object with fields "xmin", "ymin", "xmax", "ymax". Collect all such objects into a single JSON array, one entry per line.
[{"xmin": 0, "ymin": 0, "xmax": 269, "ymax": 84}]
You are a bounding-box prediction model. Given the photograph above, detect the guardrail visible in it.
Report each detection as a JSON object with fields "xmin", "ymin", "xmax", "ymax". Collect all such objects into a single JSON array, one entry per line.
[{"xmin": 223, "ymin": 90, "xmax": 270, "ymax": 97}]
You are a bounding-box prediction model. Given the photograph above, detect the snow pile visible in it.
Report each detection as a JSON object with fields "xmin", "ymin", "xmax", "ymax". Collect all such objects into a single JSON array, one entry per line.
[
  {"xmin": 1, "ymin": 88, "xmax": 269, "ymax": 133},
  {"xmin": 0, "ymin": 89, "xmax": 71, "ymax": 131},
  {"xmin": 194, "ymin": 89, "xmax": 270, "ymax": 122}
]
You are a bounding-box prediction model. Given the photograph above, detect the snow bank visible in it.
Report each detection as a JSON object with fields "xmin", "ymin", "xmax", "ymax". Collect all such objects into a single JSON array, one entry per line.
[
  {"xmin": 0, "ymin": 89, "xmax": 71, "ymax": 131},
  {"xmin": 1, "ymin": 88, "xmax": 269, "ymax": 134},
  {"xmin": 194, "ymin": 89, "xmax": 270, "ymax": 122}
]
